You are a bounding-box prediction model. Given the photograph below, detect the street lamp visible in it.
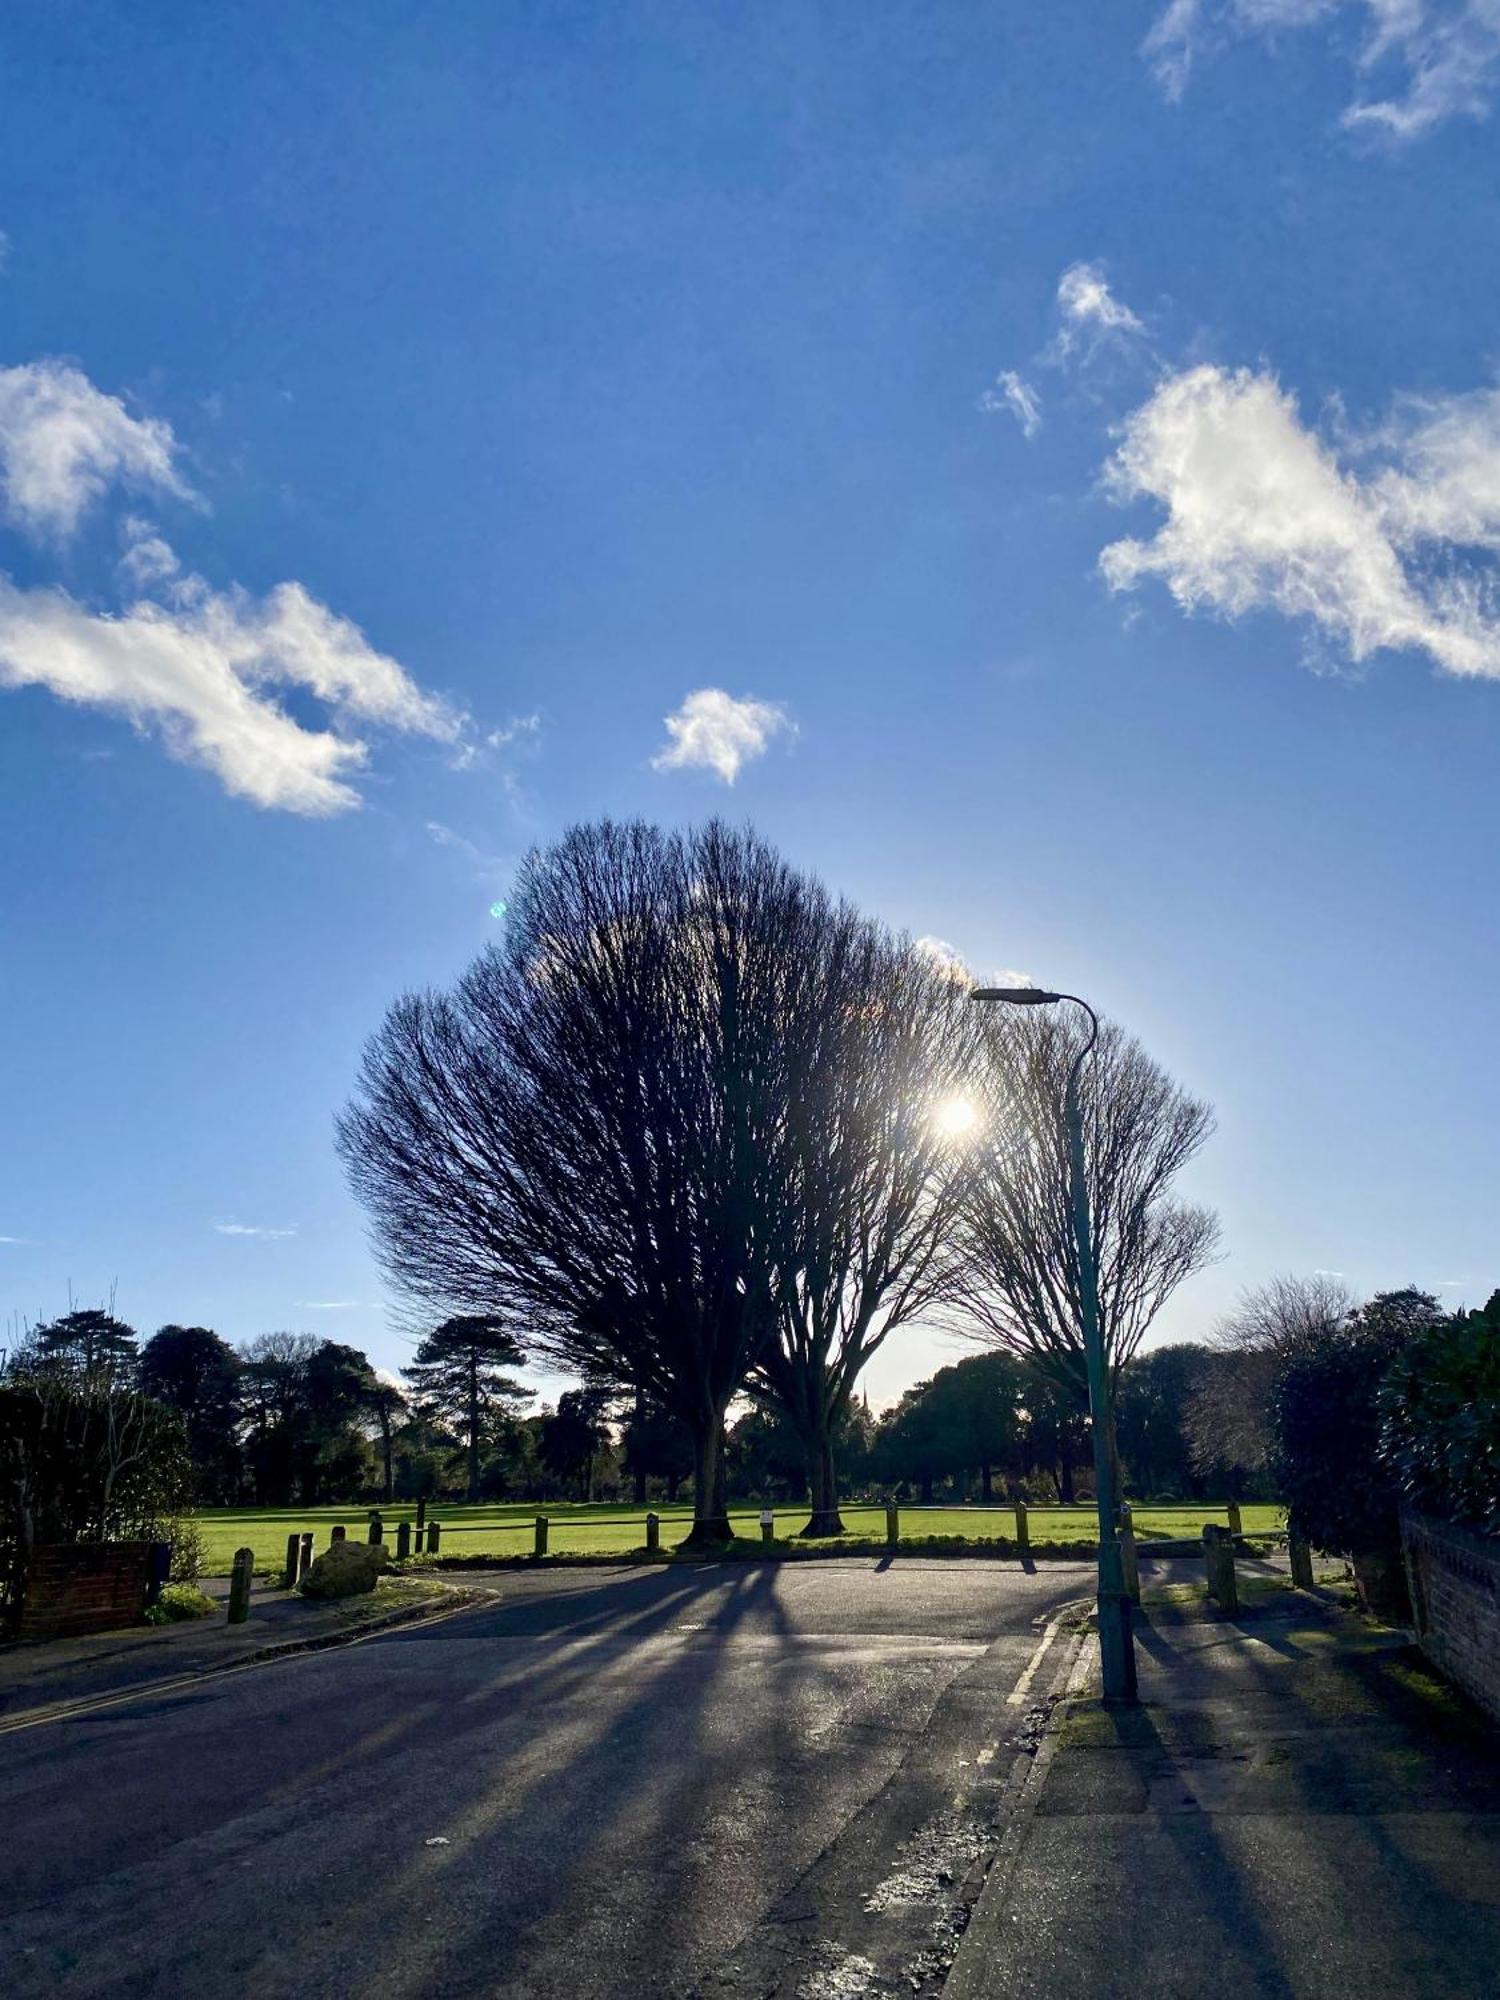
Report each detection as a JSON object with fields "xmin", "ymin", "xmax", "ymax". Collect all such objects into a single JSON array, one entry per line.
[{"xmin": 970, "ymin": 985, "xmax": 1138, "ymax": 1704}]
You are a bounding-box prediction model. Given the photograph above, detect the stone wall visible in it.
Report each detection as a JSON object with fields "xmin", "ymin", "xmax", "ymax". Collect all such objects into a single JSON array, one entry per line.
[
  {"xmin": 1401, "ymin": 1508, "xmax": 1500, "ymax": 1725},
  {"xmin": 16, "ymin": 1541, "xmax": 153, "ymax": 1642}
]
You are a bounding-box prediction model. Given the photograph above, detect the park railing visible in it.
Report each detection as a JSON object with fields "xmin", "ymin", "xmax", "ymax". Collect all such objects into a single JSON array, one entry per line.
[{"xmin": 259, "ymin": 1495, "xmax": 1279, "ymax": 1588}]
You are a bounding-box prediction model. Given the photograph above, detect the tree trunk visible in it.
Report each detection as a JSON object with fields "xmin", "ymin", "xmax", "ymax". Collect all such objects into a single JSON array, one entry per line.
[
  {"xmin": 800, "ymin": 1432, "xmax": 845, "ymax": 1537},
  {"xmin": 980, "ymin": 1461, "xmax": 993, "ymax": 1503},
  {"xmin": 1058, "ymin": 1447, "xmax": 1075, "ymax": 1505},
  {"xmin": 666, "ymin": 1471, "xmax": 681, "ymax": 1503},
  {"xmin": 920, "ymin": 1468, "xmax": 934, "ymax": 1504},
  {"xmin": 682, "ymin": 1415, "xmax": 732, "ymax": 1546},
  {"xmin": 467, "ymin": 1353, "xmax": 481, "ymax": 1502},
  {"xmin": 381, "ymin": 1416, "xmax": 394, "ymax": 1503}
]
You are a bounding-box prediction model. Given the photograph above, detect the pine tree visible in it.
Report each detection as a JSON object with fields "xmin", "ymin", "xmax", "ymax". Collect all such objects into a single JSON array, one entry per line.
[{"xmin": 405, "ymin": 1316, "xmax": 530, "ymax": 1499}]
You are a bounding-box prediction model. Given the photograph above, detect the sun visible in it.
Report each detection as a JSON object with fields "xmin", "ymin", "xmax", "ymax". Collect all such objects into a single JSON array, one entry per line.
[{"xmin": 933, "ymin": 1095, "xmax": 979, "ymax": 1139}]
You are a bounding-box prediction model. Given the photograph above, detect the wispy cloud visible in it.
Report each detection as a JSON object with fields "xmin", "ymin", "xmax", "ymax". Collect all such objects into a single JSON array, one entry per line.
[
  {"xmin": 652, "ymin": 688, "xmax": 793, "ymax": 784},
  {"xmin": 0, "ymin": 1233, "xmax": 28, "ymax": 1245},
  {"xmin": 1055, "ymin": 262, "xmax": 1144, "ymax": 357},
  {"xmin": 297, "ymin": 1299, "xmax": 363, "ymax": 1310},
  {"xmin": 425, "ymin": 819, "xmax": 512, "ymax": 884},
  {"xmin": 0, "ymin": 359, "xmax": 196, "ymax": 540},
  {"xmin": 978, "ymin": 370, "xmax": 1043, "ymax": 439},
  {"xmin": 0, "ymin": 565, "xmax": 461, "ymax": 814},
  {"xmin": 1144, "ymin": 1, "xmax": 1500, "ymax": 141},
  {"xmin": 116, "ymin": 515, "xmax": 181, "ymax": 590},
  {"xmin": 215, "ymin": 1221, "xmax": 297, "ymax": 1239},
  {"xmin": 0, "ymin": 231, "xmax": 10, "ymax": 276},
  {"xmin": 1100, "ymin": 363, "xmax": 1500, "ymax": 681}
]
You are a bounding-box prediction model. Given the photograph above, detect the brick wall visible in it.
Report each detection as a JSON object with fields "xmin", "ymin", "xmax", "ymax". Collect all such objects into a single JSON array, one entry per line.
[
  {"xmin": 1401, "ymin": 1508, "xmax": 1500, "ymax": 1725},
  {"xmin": 16, "ymin": 1542, "xmax": 153, "ymax": 1643}
]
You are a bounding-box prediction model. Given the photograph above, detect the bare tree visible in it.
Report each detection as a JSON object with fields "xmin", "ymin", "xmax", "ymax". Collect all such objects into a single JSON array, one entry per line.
[
  {"xmin": 1183, "ymin": 1273, "xmax": 1355, "ymax": 1483},
  {"xmin": 338, "ymin": 820, "xmax": 828, "ymax": 1545},
  {"xmin": 752, "ymin": 928, "xmax": 980, "ymax": 1535},
  {"xmin": 953, "ymin": 1009, "xmax": 1219, "ymax": 1413}
]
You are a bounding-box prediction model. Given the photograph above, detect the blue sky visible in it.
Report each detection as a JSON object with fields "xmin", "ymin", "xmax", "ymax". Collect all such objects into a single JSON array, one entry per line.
[{"xmin": 1, "ymin": 2, "xmax": 1497, "ymax": 1403}]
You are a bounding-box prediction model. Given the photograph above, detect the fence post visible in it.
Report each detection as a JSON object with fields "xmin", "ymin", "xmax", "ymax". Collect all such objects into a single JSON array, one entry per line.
[
  {"xmin": 1226, "ymin": 1498, "xmax": 1243, "ymax": 1538},
  {"xmin": 299, "ymin": 1532, "xmax": 314, "ymax": 1581},
  {"xmin": 1288, "ymin": 1527, "xmax": 1314, "ymax": 1589},
  {"xmin": 645, "ymin": 1512, "xmax": 660, "ymax": 1554},
  {"xmin": 534, "ymin": 1515, "xmax": 549, "ymax": 1558},
  {"xmin": 396, "ymin": 1520, "xmax": 412, "ymax": 1561},
  {"xmin": 284, "ymin": 1532, "xmax": 302, "ymax": 1590},
  {"xmin": 331, "ymin": 1524, "xmax": 346, "ymax": 1545},
  {"xmin": 760, "ymin": 1508, "xmax": 775, "ymax": 1545},
  {"xmin": 885, "ymin": 1501, "xmax": 899, "ymax": 1549},
  {"xmin": 228, "ymin": 1546, "xmax": 254, "ymax": 1624},
  {"xmin": 1013, "ymin": 1498, "xmax": 1030, "ymax": 1554},
  {"xmin": 1119, "ymin": 1505, "xmax": 1141, "ymax": 1603},
  {"xmin": 368, "ymin": 1510, "xmax": 383, "ymax": 1546},
  {"xmin": 427, "ymin": 1520, "xmax": 442, "ymax": 1556},
  {"xmin": 1203, "ymin": 1524, "xmax": 1239, "ymax": 1613}
]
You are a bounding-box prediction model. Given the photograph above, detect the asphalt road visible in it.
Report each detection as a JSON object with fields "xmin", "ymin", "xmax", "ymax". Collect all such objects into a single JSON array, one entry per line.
[{"xmin": 1, "ymin": 1558, "xmax": 1091, "ymax": 1999}]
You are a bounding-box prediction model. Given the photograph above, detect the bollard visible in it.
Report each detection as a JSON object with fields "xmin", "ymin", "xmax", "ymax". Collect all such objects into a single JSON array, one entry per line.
[
  {"xmin": 228, "ymin": 1546, "xmax": 254, "ymax": 1624},
  {"xmin": 1119, "ymin": 1505, "xmax": 1141, "ymax": 1604},
  {"xmin": 1288, "ymin": 1527, "xmax": 1314, "ymax": 1589},
  {"xmin": 413, "ymin": 1522, "xmax": 426, "ymax": 1556},
  {"xmin": 1014, "ymin": 1498, "xmax": 1030, "ymax": 1553},
  {"xmin": 759, "ymin": 1507, "xmax": 775, "ymax": 1545},
  {"xmin": 885, "ymin": 1502, "xmax": 899, "ymax": 1548},
  {"xmin": 331, "ymin": 1524, "xmax": 347, "ymax": 1544},
  {"xmin": 1203, "ymin": 1523, "xmax": 1239, "ymax": 1613},
  {"xmin": 645, "ymin": 1512, "xmax": 660, "ymax": 1554},
  {"xmin": 396, "ymin": 1520, "xmax": 412, "ymax": 1561},
  {"xmin": 368, "ymin": 1510, "xmax": 383, "ymax": 1546},
  {"xmin": 534, "ymin": 1515, "xmax": 549, "ymax": 1558},
  {"xmin": 146, "ymin": 1540, "xmax": 172, "ymax": 1609},
  {"xmin": 284, "ymin": 1532, "xmax": 302, "ymax": 1590},
  {"xmin": 299, "ymin": 1531, "xmax": 314, "ymax": 1581},
  {"xmin": 1226, "ymin": 1498, "xmax": 1243, "ymax": 1538},
  {"xmin": 427, "ymin": 1520, "xmax": 441, "ymax": 1555}
]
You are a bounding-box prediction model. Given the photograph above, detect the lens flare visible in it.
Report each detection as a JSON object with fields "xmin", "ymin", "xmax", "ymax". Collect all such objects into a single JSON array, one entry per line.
[
  {"xmin": 489, "ymin": 901, "xmax": 508, "ymax": 920},
  {"xmin": 933, "ymin": 1096, "xmax": 979, "ymax": 1138}
]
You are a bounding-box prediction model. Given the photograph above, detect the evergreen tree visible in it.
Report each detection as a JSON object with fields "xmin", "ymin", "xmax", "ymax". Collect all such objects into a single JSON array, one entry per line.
[
  {"xmin": 32, "ymin": 1309, "xmax": 139, "ymax": 1383},
  {"xmin": 405, "ymin": 1316, "xmax": 530, "ymax": 1500}
]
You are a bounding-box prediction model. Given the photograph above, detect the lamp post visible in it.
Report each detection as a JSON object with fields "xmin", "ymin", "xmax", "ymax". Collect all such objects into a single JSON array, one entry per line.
[{"xmin": 970, "ymin": 985, "xmax": 1138, "ymax": 1704}]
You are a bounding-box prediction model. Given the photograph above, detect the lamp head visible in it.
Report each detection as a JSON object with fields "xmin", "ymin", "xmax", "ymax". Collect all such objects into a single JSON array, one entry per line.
[{"xmin": 970, "ymin": 986, "xmax": 1061, "ymax": 1006}]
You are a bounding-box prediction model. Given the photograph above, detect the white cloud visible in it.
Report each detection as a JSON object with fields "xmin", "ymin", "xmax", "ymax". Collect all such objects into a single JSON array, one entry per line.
[
  {"xmin": 0, "ymin": 1233, "xmax": 27, "ymax": 1245},
  {"xmin": 0, "ymin": 569, "xmax": 460, "ymax": 813},
  {"xmin": 651, "ymin": 687, "xmax": 793, "ymax": 784},
  {"xmin": 1144, "ymin": 1, "xmax": 1500, "ymax": 139},
  {"xmin": 1056, "ymin": 262, "xmax": 1144, "ymax": 354},
  {"xmin": 913, "ymin": 936, "xmax": 974, "ymax": 984},
  {"xmin": 1100, "ymin": 362, "xmax": 1500, "ymax": 680},
  {"xmin": 0, "ymin": 359, "xmax": 195, "ymax": 539},
  {"xmin": 215, "ymin": 1221, "xmax": 297, "ymax": 1238},
  {"xmin": 117, "ymin": 515, "xmax": 181, "ymax": 590},
  {"xmin": 297, "ymin": 1299, "xmax": 362, "ymax": 1310},
  {"xmin": 979, "ymin": 370, "xmax": 1043, "ymax": 439}
]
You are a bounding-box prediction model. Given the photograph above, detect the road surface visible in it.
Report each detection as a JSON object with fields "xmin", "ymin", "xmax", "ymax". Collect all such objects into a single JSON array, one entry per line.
[{"xmin": 1, "ymin": 1558, "xmax": 1091, "ymax": 1997}]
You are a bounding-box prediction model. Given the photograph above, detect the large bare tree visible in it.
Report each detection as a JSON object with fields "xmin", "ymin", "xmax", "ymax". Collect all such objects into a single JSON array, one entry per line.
[
  {"xmin": 953, "ymin": 1008, "xmax": 1219, "ymax": 1415},
  {"xmin": 338, "ymin": 819, "xmax": 827, "ymax": 1544},
  {"xmin": 752, "ymin": 929, "xmax": 980, "ymax": 1535}
]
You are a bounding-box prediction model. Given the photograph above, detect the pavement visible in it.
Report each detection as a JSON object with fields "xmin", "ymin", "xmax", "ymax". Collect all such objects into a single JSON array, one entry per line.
[
  {"xmin": 0, "ymin": 1576, "xmax": 467, "ymax": 1723},
  {"xmin": 946, "ymin": 1578, "xmax": 1500, "ymax": 2000},
  {"xmin": 0, "ymin": 1555, "xmax": 1092, "ymax": 1999}
]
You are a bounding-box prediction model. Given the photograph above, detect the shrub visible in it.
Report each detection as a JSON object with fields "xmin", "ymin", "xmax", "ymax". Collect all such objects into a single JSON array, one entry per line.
[
  {"xmin": 143, "ymin": 1583, "xmax": 216, "ymax": 1625},
  {"xmin": 1380, "ymin": 1293, "xmax": 1500, "ymax": 1536}
]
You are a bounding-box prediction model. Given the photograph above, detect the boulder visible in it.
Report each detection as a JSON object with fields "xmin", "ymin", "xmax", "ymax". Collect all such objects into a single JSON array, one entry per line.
[{"xmin": 300, "ymin": 1539, "xmax": 389, "ymax": 1599}]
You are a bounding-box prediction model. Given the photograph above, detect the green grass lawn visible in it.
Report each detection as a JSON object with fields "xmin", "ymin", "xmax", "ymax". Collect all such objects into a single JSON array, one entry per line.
[{"xmin": 194, "ymin": 1499, "xmax": 1285, "ymax": 1574}]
